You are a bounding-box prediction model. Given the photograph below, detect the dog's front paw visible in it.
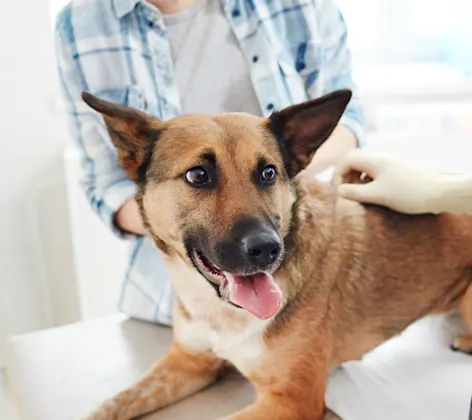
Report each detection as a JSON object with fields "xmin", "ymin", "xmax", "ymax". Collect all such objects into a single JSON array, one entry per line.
[{"xmin": 451, "ymin": 334, "xmax": 472, "ymax": 355}]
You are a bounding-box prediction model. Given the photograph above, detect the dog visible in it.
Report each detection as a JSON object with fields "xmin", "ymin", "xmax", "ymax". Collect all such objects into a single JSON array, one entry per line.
[{"xmin": 81, "ymin": 89, "xmax": 472, "ymax": 420}]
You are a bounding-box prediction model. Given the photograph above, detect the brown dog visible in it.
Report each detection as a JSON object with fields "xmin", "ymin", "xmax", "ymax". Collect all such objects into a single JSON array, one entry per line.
[{"xmin": 80, "ymin": 89, "xmax": 472, "ymax": 420}]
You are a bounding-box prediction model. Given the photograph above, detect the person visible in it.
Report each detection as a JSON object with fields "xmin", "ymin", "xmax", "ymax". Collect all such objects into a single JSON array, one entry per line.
[
  {"xmin": 55, "ymin": 0, "xmax": 364, "ymax": 324},
  {"xmin": 336, "ymin": 149, "xmax": 472, "ymax": 215}
]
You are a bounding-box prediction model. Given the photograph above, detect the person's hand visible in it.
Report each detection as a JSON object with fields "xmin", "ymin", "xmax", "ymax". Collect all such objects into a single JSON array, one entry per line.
[
  {"xmin": 115, "ymin": 197, "xmax": 149, "ymax": 236},
  {"xmin": 335, "ymin": 149, "xmax": 444, "ymax": 214}
]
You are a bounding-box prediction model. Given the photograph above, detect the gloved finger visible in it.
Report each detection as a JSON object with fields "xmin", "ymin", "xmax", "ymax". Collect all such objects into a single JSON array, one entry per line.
[
  {"xmin": 337, "ymin": 182, "xmax": 385, "ymax": 205},
  {"xmin": 335, "ymin": 149, "xmax": 387, "ymax": 180}
]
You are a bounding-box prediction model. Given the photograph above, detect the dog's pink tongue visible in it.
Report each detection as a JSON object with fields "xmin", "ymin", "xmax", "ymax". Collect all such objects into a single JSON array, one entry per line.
[{"xmin": 224, "ymin": 273, "xmax": 282, "ymax": 320}]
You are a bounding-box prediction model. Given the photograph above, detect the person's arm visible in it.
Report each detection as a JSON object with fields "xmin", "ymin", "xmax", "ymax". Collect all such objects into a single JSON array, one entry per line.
[
  {"xmin": 307, "ymin": 125, "xmax": 357, "ymax": 174},
  {"xmin": 305, "ymin": 0, "xmax": 365, "ymax": 174},
  {"xmin": 335, "ymin": 149, "xmax": 472, "ymax": 215},
  {"xmin": 55, "ymin": 14, "xmax": 145, "ymax": 237}
]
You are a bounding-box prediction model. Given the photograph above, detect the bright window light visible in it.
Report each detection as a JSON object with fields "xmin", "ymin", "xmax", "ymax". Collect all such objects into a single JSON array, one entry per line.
[{"xmin": 338, "ymin": 0, "xmax": 472, "ymax": 71}]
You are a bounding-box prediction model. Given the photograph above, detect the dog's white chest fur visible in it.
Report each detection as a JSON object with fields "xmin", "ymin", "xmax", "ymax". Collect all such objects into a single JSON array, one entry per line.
[
  {"xmin": 167, "ymin": 259, "xmax": 271, "ymax": 376},
  {"xmin": 180, "ymin": 318, "xmax": 268, "ymax": 376}
]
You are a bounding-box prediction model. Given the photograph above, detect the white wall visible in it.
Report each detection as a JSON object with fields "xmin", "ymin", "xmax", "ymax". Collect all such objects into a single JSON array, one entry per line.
[
  {"xmin": 0, "ymin": 0, "xmax": 80, "ymax": 363},
  {"xmin": 64, "ymin": 149, "xmax": 128, "ymax": 321}
]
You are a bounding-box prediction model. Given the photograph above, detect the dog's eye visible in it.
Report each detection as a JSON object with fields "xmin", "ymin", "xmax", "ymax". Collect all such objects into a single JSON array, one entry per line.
[
  {"xmin": 185, "ymin": 167, "xmax": 211, "ymax": 186},
  {"xmin": 260, "ymin": 165, "xmax": 277, "ymax": 184}
]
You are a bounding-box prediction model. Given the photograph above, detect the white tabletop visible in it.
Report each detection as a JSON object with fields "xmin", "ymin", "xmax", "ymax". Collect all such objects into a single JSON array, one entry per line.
[
  {"xmin": 6, "ymin": 312, "xmax": 472, "ymax": 420},
  {"xmin": 6, "ymin": 315, "xmax": 253, "ymax": 420}
]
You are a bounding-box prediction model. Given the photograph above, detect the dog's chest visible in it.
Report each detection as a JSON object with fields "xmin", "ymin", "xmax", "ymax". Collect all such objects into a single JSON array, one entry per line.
[
  {"xmin": 168, "ymin": 259, "xmax": 271, "ymax": 376},
  {"xmin": 180, "ymin": 316, "xmax": 268, "ymax": 376}
]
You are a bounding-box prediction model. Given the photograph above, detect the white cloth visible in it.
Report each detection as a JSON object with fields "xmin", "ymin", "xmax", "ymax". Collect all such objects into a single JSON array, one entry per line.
[{"xmin": 326, "ymin": 312, "xmax": 472, "ymax": 420}]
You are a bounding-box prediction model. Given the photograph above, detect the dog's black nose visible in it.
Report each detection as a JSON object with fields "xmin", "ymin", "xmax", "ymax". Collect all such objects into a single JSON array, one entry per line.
[{"xmin": 241, "ymin": 231, "xmax": 282, "ymax": 267}]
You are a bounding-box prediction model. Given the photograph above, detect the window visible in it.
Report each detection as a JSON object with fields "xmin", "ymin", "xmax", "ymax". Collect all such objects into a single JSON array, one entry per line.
[{"xmin": 338, "ymin": 0, "xmax": 472, "ymax": 72}]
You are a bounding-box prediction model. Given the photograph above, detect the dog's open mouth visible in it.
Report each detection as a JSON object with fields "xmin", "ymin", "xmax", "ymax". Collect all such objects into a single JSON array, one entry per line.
[{"xmin": 190, "ymin": 249, "xmax": 282, "ymax": 320}]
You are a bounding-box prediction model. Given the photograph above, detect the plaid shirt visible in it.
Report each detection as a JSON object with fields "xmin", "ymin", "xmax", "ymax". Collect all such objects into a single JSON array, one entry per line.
[{"xmin": 55, "ymin": 0, "xmax": 364, "ymax": 325}]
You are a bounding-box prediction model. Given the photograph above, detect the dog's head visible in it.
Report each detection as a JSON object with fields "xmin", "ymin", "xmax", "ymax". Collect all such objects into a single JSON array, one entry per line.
[{"xmin": 82, "ymin": 90, "xmax": 351, "ymax": 319}]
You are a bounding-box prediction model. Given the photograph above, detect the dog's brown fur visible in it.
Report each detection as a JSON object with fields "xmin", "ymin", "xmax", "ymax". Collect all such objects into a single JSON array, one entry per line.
[{"xmin": 81, "ymin": 90, "xmax": 472, "ymax": 420}]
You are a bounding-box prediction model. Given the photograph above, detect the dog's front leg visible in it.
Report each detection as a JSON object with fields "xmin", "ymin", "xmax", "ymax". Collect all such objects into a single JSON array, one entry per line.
[
  {"xmin": 216, "ymin": 327, "xmax": 331, "ymax": 420},
  {"xmin": 83, "ymin": 340, "xmax": 223, "ymax": 420},
  {"xmin": 218, "ymin": 359, "xmax": 328, "ymax": 420},
  {"xmin": 216, "ymin": 392, "xmax": 327, "ymax": 420}
]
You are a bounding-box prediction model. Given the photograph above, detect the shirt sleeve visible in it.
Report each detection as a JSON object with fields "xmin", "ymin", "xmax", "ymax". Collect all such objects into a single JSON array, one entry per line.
[
  {"xmin": 308, "ymin": 0, "xmax": 366, "ymax": 147},
  {"xmin": 54, "ymin": 17, "xmax": 137, "ymax": 239}
]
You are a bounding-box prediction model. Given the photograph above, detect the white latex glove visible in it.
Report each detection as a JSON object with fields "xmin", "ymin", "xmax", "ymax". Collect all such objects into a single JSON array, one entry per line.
[{"xmin": 335, "ymin": 149, "xmax": 472, "ymax": 215}]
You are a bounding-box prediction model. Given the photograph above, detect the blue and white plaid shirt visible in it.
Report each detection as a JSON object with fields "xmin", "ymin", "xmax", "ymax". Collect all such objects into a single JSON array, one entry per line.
[{"xmin": 55, "ymin": 0, "xmax": 364, "ymax": 325}]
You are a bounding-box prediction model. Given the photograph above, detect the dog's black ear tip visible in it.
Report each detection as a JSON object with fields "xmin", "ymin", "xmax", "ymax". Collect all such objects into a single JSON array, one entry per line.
[
  {"xmin": 81, "ymin": 91, "xmax": 95, "ymax": 106},
  {"xmin": 81, "ymin": 91, "xmax": 109, "ymax": 114},
  {"xmin": 334, "ymin": 88, "xmax": 353, "ymax": 102},
  {"xmin": 324, "ymin": 89, "xmax": 353, "ymax": 113}
]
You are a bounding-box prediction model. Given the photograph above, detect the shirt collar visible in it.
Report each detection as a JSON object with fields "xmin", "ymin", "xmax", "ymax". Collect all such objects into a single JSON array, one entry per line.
[
  {"xmin": 113, "ymin": 0, "xmax": 141, "ymax": 18},
  {"xmin": 114, "ymin": 0, "xmax": 231, "ymax": 19}
]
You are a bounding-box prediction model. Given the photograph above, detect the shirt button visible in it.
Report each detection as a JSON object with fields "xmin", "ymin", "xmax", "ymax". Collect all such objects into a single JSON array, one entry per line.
[
  {"xmin": 148, "ymin": 21, "xmax": 154, "ymax": 28},
  {"xmin": 297, "ymin": 62, "xmax": 306, "ymax": 71},
  {"xmin": 267, "ymin": 103, "xmax": 274, "ymax": 111},
  {"xmin": 252, "ymin": 55, "xmax": 259, "ymax": 63},
  {"xmin": 232, "ymin": 9, "xmax": 241, "ymax": 17}
]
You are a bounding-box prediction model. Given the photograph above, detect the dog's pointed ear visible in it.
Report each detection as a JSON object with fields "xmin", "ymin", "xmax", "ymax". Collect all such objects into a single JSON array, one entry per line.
[
  {"xmin": 82, "ymin": 92, "xmax": 162, "ymax": 184},
  {"xmin": 267, "ymin": 89, "xmax": 352, "ymax": 178}
]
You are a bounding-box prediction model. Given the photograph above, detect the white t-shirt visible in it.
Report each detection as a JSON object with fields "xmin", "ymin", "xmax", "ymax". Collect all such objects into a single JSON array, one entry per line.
[{"xmin": 164, "ymin": 0, "xmax": 262, "ymax": 116}]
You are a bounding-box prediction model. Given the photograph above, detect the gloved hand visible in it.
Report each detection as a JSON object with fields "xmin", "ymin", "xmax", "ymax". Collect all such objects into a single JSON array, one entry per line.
[{"xmin": 335, "ymin": 149, "xmax": 472, "ymax": 215}]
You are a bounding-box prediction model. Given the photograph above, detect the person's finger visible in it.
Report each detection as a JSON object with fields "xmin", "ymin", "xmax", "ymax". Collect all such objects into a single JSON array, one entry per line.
[
  {"xmin": 335, "ymin": 150, "xmax": 386, "ymax": 180},
  {"xmin": 337, "ymin": 182, "xmax": 385, "ymax": 205}
]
